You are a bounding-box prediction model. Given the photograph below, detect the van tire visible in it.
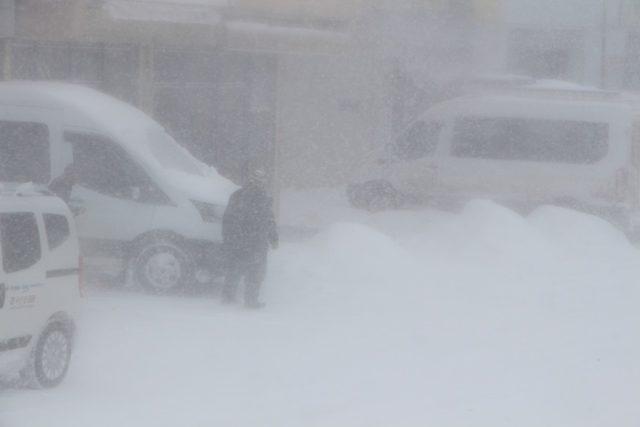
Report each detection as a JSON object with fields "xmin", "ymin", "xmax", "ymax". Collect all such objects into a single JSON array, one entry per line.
[
  {"xmin": 347, "ymin": 180, "xmax": 403, "ymax": 212},
  {"xmin": 21, "ymin": 322, "xmax": 72, "ymax": 389},
  {"xmin": 133, "ymin": 237, "xmax": 193, "ymax": 294}
]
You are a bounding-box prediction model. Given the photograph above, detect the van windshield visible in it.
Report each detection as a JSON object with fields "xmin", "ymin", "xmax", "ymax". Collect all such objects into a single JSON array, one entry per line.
[{"xmin": 146, "ymin": 128, "xmax": 205, "ymax": 177}]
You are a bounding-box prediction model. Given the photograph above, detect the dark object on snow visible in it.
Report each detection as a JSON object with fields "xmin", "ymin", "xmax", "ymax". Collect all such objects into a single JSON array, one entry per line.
[
  {"xmin": 347, "ymin": 180, "xmax": 404, "ymax": 211},
  {"xmin": 221, "ymin": 169, "xmax": 278, "ymax": 307}
]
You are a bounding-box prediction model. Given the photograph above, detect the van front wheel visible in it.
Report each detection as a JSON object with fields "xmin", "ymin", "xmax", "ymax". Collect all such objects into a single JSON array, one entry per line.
[{"xmin": 133, "ymin": 238, "xmax": 193, "ymax": 294}]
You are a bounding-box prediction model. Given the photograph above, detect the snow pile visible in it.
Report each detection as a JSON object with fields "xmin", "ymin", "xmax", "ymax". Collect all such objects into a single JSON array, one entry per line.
[
  {"xmin": 270, "ymin": 197, "xmax": 640, "ymax": 426},
  {"xmin": 2, "ymin": 195, "xmax": 639, "ymax": 426}
]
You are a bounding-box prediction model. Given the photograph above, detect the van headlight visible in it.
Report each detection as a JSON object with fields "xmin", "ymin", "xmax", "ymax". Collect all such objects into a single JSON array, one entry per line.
[{"xmin": 191, "ymin": 200, "xmax": 224, "ymax": 223}]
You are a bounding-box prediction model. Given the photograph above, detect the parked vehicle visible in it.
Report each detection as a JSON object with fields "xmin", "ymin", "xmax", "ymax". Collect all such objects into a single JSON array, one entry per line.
[
  {"xmin": 349, "ymin": 84, "xmax": 640, "ymax": 238},
  {"xmin": 0, "ymin": 81, "xmax": 237, "ymax": 293},
  {"xmin": 0, "ymin": 186, "xmax": 80, "ymax": 388}
]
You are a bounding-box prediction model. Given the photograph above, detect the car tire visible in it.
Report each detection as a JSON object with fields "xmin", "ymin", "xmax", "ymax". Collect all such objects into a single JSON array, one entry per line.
[
  {"xmin": 348, "ymin": 180, "xmax": 403, "ymax": 212},
  {"xmin": 22, "ymin": 322, "xmax": 73, "ymax": 389},
  {"xmin": 133, "ymin": 237, "xmax": 193, "ymax": 294}
]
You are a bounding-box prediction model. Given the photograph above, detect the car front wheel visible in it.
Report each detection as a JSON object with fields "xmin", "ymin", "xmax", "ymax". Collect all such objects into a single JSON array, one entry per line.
[
  {"xmin": 22, "ymin": 322, "xmax": 73, "ymax": 389},
  {"xmin": 133, "ymin": 238, "xmax": 193, "ymax": 294}
]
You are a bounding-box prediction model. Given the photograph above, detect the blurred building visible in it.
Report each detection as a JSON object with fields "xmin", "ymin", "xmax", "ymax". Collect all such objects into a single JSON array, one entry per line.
[
  {"xmin": 0, "ymin": 0, "xmax": 387, "ymax": 190},
  {"xmin": 480, "ymin": 0, "xmax": 640, "ymax": 91},
  {"xmin": 2, "ymin": 0, "xmax": 637, "ymax": 193}
]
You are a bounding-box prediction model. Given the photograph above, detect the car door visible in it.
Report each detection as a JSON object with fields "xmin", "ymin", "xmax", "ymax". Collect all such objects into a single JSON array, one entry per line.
[
  {"xmin": 41, "ymin": 212, "xmax": 80, "ymax": 316},
  {"xmin": 0, "ymin": 211, "xmax": 46, "ymax": 370},
  {"xmin": 0, "ymin": 222, "xmax": 9, "ymax": 372},
  {"xmin": 63, "ymin": 131, "xmax": 168, "ymax": 257},
  {"xmin": 626, "ymin": 116, "xmax": 640, "ymax": 216}
]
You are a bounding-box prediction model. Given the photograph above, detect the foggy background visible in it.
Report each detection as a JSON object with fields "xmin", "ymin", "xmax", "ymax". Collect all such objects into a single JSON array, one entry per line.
[
  {"xmin": 0, "ymin": 0, "xmax": 637, "ymax": 190},
  {"xmin": 2, "ymin": 1, "xmax": 640, "ymax": 426}
]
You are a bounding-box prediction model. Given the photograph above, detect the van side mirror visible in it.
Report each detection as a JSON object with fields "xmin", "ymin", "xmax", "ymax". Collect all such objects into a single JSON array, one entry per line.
[{"xmin": 130, "ymin": 186, "xmax": 141, "ymax": 201}]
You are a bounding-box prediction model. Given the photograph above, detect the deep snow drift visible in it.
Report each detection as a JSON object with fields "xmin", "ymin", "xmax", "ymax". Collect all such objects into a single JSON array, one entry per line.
[{"xmin": 2, "ymin": 190, "xmax": 639, "ymax": 427}]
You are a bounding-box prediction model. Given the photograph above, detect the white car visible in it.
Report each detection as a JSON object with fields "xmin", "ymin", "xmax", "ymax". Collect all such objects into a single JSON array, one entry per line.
[
  {"xmin": 349, "ymin": 83, "xmax": 640, "ymax": 238},
  {"xmin": 0, "ymin": 187, "xmax": 80, "ymax": 388},
  {"xmin": 0, "ymin": 81, "xmax": 237, "ymax": 293}
]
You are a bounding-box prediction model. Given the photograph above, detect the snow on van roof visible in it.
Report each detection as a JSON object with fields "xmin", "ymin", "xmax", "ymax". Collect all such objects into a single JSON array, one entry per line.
[
  {"xmin": 0, "ymin": 81, "xmax": 158, "ymax": 136},
  {"xmin": 104, "ymin": 0, "xmax": 225, "ymax": 25},
  {"xmin": 526, "ymin": 79, "xmax": 601, "ymax": 92},
  {"xmin": 0, "ymin": 81, "xmax": 238, "ymax": 204},
  {"xmin": 466, "ymin": 76, "xmax": 617, "ymax": 97}
]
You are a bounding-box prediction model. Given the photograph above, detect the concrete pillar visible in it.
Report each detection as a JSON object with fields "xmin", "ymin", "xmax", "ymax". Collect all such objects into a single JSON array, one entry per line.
[
  {"xmin": 272, "ymin": 54, "xmax": 283, "ymax": 218},
  {"xmin": 137, "ymin": 44, "xmax": 155, "ymax": 114},
  {"xmin": 2, "ymin": 38, "xmax": 11, "ymax": 80}
]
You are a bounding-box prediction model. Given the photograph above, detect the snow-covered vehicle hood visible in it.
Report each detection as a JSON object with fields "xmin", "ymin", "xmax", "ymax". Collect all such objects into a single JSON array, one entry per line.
[{"xmin": 164, "ymin": 167, "xmax": 238, "ymax": 207}]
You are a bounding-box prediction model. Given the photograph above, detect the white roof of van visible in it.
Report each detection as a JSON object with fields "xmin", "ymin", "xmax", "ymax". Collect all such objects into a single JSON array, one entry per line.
[
  {"xmin": 0, "ymin": 192, "xmax": 71, "ymax": 216},
  {"xmin": 0, "ymin": 81, "xmax": 158, "ymax": 137},
  {"xmin": 427, "ymin": 90, "xmax": 636, "ymax": 117},
  {"xmin": 0, "ymin": 81, "xmax": 180, "ymax": 170},
  {"xmin": 0, "ymin": 81, "xmax": 238, "ymax": 205}
]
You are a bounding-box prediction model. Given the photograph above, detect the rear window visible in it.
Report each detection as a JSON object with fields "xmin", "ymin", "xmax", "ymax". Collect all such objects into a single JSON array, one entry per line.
[
  {"xmin": 0, "ymin": 212, "xmax": 41, "ymax": 273},
  {"xmin": 44, "ymin": 214, "xmax": 70, "ymax": 250},
  {"xmin": 0, "ymin": 121, "xmax": 50, "ymax": 183},
  {"xmin": 452, "ymin": 117, "xmax": 609, "ymax": 164}
]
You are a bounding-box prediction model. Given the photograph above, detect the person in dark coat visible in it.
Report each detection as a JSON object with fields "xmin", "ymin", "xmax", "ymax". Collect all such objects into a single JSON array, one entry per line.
[
  {"xmin": 221, "ymin": 168, "xmax": 278, "ymax": 308},
  {"xmin": 49, "ymin": 164, "xmax": 77, "ymax": 203}
]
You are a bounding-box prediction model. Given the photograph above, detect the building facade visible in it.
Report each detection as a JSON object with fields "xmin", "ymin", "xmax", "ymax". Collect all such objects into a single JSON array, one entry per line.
[
  {"xmin": 0, "ymin": 0, "xmax": 386, "ymax": 190},
  {"xmin": 5, "ymin": 0, "xmax": 636, "ymax": 192},
  {"xmin": 481, "ymin": 0, "xmax": 640, "ymax": 91}
]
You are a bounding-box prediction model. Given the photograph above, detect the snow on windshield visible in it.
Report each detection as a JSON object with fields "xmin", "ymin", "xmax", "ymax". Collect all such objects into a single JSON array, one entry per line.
[{"xmin": 146, "ymin": 127, "xmax": 205, "ymax": 176}]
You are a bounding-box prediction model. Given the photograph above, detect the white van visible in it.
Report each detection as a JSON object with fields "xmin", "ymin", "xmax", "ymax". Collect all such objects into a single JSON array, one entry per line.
[
  {"xmin": 349, "ymin": 86, "xmax": 640, "ymax": 237},
  {"xmin": 0, "ymin": 187, "xmax": 80, "ymax": 388},
  {"xmin": 0, "ymin": 81, "xmax": 237, "ymax": 293}
]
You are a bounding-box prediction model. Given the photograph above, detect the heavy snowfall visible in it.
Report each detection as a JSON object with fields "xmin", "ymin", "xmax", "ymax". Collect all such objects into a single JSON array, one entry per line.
[
  {"xmin": 1, "ymin": 189, "xmax": 639, "ymax": 426},
  {"xmin": 1, "ymin": 0, "xmax": 640, "ymax": 426}
]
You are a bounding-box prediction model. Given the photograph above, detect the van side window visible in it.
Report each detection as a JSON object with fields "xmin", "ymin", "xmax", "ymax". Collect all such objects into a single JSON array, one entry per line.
[
  {"xmin": 0, "ymin": 213, "xmax": 41, "ymax": 273},
  {"xmin": 452, "ymin": 117, "xmax": 609, "ymax": 164},
  {"xmin": 44, "ymin": 214, "xmax": 70, "ymax": 250},
  {"xmin": 0, "ymin": 121, "xmax": 50, "ymax": 183},
  {"xmin": 395, "ymin": 121, "xmax": 442, "ymax": 159},
  {"xmin": 64, "ymin": 132, "xmax": 168, "ymax": 204}
]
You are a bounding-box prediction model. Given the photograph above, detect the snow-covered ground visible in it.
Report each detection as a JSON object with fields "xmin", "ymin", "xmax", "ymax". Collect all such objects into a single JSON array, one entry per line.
[{"xmin": 2, "ymin": 189, "xmax": 640, "ymax": 426}]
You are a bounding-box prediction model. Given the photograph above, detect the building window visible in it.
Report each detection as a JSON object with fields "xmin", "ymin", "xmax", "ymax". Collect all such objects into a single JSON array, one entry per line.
[
  {"xmin": 507, "ymin": 29, "xmax": 584, "ymax": 80},
  {"xmin": 624, "ymin": 33, "xmax": 640, "ymax": 90}
]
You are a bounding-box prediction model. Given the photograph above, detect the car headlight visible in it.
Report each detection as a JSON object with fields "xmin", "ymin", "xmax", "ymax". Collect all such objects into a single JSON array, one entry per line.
[{"xmin": 191, "ymin": 200, "xmax": 224, "ymax": 223}]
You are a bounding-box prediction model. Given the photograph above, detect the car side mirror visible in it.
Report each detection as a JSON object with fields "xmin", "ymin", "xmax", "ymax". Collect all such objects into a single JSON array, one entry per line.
[{"xmin": 130, "ymin": 186, "xmax": 141, "ymax": 201}]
